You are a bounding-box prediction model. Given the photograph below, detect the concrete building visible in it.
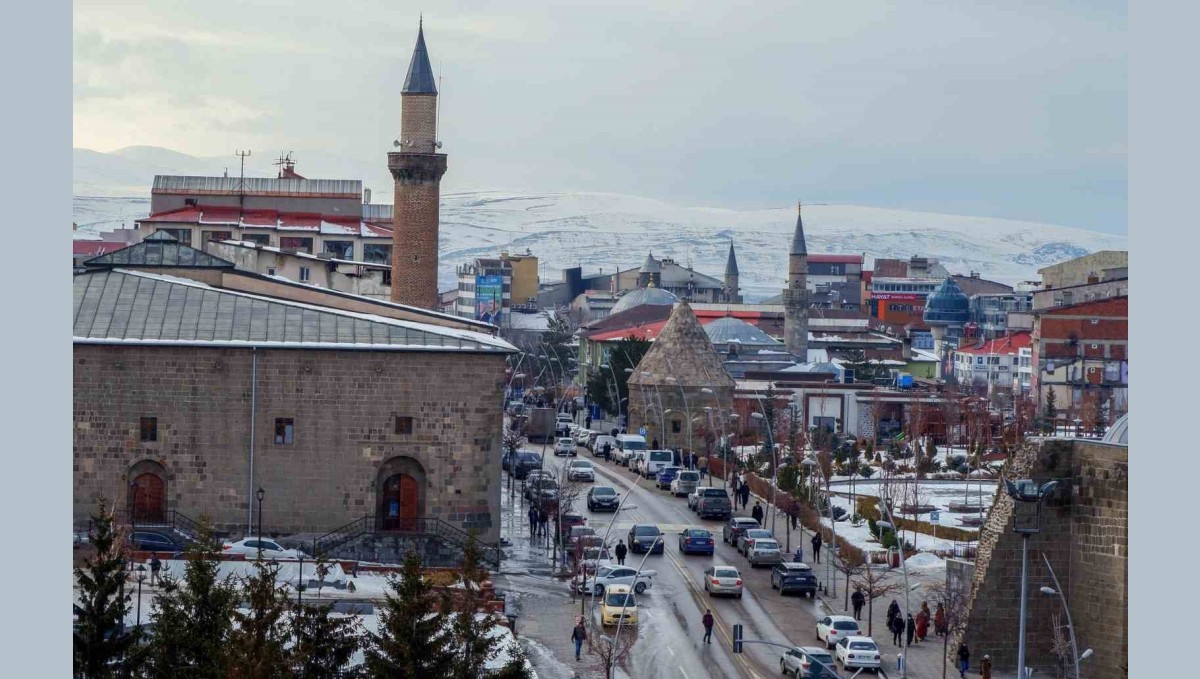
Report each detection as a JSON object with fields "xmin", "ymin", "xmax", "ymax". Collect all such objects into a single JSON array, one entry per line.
[
  {"xmin": 969, "ymin": 291, "xmax": 1033, "ymax": 338},
  {"xmin": 206, "ymin": 239, "xmax": 392, "ymax": 299},
  {"xmin": 950, "ymin": 332, "xmax": 1032, "ymax": 394},
  {"xmin": 578, "ymin": 252, "xmax": 733, "ymax": 304},
  {"xmin": 782, "ymin": 203, "xmax": 810, "ymax": 358},
  {"xmin": 761, "ymin": 254, "xmax": 863, "ymax": 311},
  {"xmin": 388, "ymin": 20, "xmax": 448, "ymax": 309},
  {"xmin": 74, "ymin": 235, "xmax": 513, "ymax": 547},
  {"xmin": 455, "ymin": 258, "xmax": 512, "ymax": 327},
  {"xmin": 502, "ymin": 251, "xmax": 540, "ymax": 310},
  {"xmin": 1031, "ymin": 275, "xmax": 1128, "ymax": 311},
  {"xmin": 1037, "ymin": 250, "xmax": 1128, "ymax": 289},
  {"xmin": 1031, "ymin": 296, "xmax": 1128, "ymax": 421}
]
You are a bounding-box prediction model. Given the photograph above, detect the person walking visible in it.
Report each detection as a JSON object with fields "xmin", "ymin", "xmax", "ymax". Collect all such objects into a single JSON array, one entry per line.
[
  {"xmin": 528, "ymin": 506, "xmax": 539, "ymax": 537},
  {"xmin": 811, "ymin": 532, "xmax": 823, "ymax": 563},
  {"xmin": 889, "ymin": 613, "xmax": 904, "ymax": 647},
  {"xmin": 702, "ymin": 609, "xmax": 715, "ymax": 644},
  {"xmin": 652, "ymin": 437, "xmax": 660, "ymax": 449},
  {"xmin": 149, "ymin": 552, "xmax": 162, "ymax": 586},
  {"xmin": 851, "ymin": 587, "xmax": 865, "ymax": 621},
  {"xmin": 886, "ymin": 599, "xmax": 901, "ymax": 631},
  {"xmin": 730, "ymin": 474, "xmax": 740, "ymax": 496},
  {"xmin": 699, "ymin": 455, "xmax": 709, "ymax": 479},
  {"xmin": 957, "ymin": 642, "xmax": 971, "ymax": 678},
  {"xmin": 790, "ymin": 510, "xmax": 799, "ymax": 531},
  {"xmin": 615, "ymin": 540, "xmax": 628, "ymax": 566},
  {"xmin": 905, "ymin": 613, "xmax": 916, "ymax": 647},
  {"xmin": 751, "ymin": 502, "xmax": 764, "ymax": 525},
  {"xmin": 980, "ymin": 654, "xmax": 992, "ymax": 679},
  {"xmin": 570, "ymin": 617, "xmax": 587, "ymax": 661},
  {"xmin": 915, "ymin": 608, "xmax": 928, "ymax": 642},
  {"xmin": 934, "ymin": 602, "xmax": 947, "ymax": 637},
  {"xmin": 739, "ymin": 484, "xmax": 751, "ymax": 510},
  {"xmin": 537, "ymin": 507, "xmax": 549, "ymax": 538},
  {"xmin": 602, "ymin": 441, "xmax": 612, "ymax": 462}
]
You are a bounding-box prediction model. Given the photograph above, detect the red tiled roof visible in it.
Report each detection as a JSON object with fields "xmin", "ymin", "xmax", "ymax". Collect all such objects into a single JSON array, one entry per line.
[
  {"xmin": 955, "ymin": 332, "xmax": 1032, "ymax": 356},
  {"xmin": 198, "ymin": 207, "xmax": 241, "ymax": 224},
  {"xmin": 137, "ymin": 204, "xmax": 394, "ymax": 238},
  {"xmin": 140, "ymin": 206, "xmax": 203, "ymax": 222},
  {"xmin": 73, "ymin": 241, "xmax": 127, "ymax": 256}
]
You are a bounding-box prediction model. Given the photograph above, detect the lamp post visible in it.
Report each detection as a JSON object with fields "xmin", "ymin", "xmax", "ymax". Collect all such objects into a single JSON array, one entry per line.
[
  {"xmin": 135, "ymin": 564, "xmax": 147, "ymax": 630},
  {"xmin": 641, "ymin": 372, "xmax": 667, "ymax": 449},
  {"xmin": 1040, "ymin": 553, "xmax": 1091, "ymax": 679},
  {"xmin": 1005, "ymin": 478, "xmax": 1060, "ymax": 679},
  {"xmin": 750, "ymin": 411, "xmax": 778, "ymax": 536},
  {"xmin": 802, "ymin": 458, "xmax": 837, "ymax": 598},
  {"xmin": 584, "ymin": 497, "xmax": 641, "ymax": 618},
  {"xmin": 297, "ymin": 552, "xmax": 305, "ymax": 605},
  {"xmin": 600, "ymin": 362, "xmax": 624, "ymax": 431},
  {"xmin": 255, "ymin": 487, "xmax": 265, "ymax": 561}
]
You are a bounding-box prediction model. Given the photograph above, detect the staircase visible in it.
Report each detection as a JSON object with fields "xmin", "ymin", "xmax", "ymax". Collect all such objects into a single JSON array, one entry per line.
[
  {"xmin": 312, "ymin": 516, "xmax": 501, "ymax": 569},
  {"xmin": 113, "ymin": 509, "xmax": 204, "ymax": 545}
]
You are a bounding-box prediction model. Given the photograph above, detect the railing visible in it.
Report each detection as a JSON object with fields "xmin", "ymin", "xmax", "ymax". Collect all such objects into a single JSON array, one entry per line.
[
  {"xmin": 112, "ymin": 509, "xmax": 202, "ymax": 544},
  {"xmin": 311, "ymin": 516, "xmax": 501, "ymax": 568}
]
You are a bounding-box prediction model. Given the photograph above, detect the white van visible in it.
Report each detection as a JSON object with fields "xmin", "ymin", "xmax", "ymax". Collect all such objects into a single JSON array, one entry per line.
[
  {"xmin": 615, "ymin": 434, "xmax": 647, "ymax": 467},
  {"xmin": 641, "ymin": 450, "xmax": 675, "ymax": 478}
]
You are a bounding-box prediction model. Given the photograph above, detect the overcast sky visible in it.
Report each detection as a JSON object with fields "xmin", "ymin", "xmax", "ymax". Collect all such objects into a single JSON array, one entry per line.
[{"xmin": 73, "ymin": 0, "xmax": 1127, "ymax": 234}]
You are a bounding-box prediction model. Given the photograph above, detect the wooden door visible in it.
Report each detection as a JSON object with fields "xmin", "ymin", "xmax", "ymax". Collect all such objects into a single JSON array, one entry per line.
[
  {"xmin": 380, "ymin": 474, "xmax": 419, "ymax": 531},
  {"xmin": 131, "ymin": 473, "xmax": 165, "ymax": 523}
]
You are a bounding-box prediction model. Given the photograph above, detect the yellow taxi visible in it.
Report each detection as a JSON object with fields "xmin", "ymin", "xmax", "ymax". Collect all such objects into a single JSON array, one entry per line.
[{"xmin": 599, "ymin": 584, "xmax": 638, "ymax": 626}]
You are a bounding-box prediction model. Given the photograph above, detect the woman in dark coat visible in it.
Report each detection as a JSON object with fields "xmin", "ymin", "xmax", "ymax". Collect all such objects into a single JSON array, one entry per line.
[
  {"xmin": 889, "ymin": 613, "xmax": 904, "ymax": 647},
  {"xmin": 905, "ymin": 613, "xmax": 916, "ymax": 646},
  {"xmin": 886, "ymin": 599, "xmax": 901, "ymax": 630},
  {"xmin": 957, "ymin": 642, "xmax": 971, "ymax": 678}
]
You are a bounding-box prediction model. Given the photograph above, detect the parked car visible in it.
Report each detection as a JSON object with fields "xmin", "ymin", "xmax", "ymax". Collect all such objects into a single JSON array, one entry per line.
[
  {"xmin": 627, "ymin": 524, "xmax": 664, "ymax": 554},
  {"xmin": 567, "ymin": 459, "xmax": 595, "ymax": 482},
  {"xmin": 677, "ymin": 527, "xmax": 715, "ymax": 556},
  {"xmin": 562, "ymin": 524, "xmax": 596, "ymax": 548},
  {"xmin": 128, "ymin": 531, "xmax": 185, "ymax": 555},
  {"xmin": 589, "ymin": 565, "xmax": 657, "ymax": 594},
  {"xmin": 593, "ymin": 435, "xmax": 618, "ymax": 459},
  {"xmin": 702, "ymin": 565, "xmax": 743, "ymax": 598},
  {"xmin": 512, "ymin": 451, "xmax": 543, "ymax": 479},
  {"xmin": 554, "ymin": 437, "xmax": 576, "ymax": 456},
  {"xmin": 641, "ymin": 450, "xmax": 675, "ymax": 478},
  {"xmin": 626, "ymin": 451, "xmax": 647, "ymax": 472},
  {"xmin": 834, "ymin": 636, "xmax": 881, "ymax": 672},
  {"xmin": 600, "ymin": 584, "xmax": 638, "ymax": 626},
  {"xmin": 780, "ymin": 646, "xmax": 838, "ymax": 678},
  {"xmin": 695, "ymin": 487, "xmax": 733, "ymax": 519},
  {"xmin": 574, "ymin": 428, "xmax": 594, "ymax": 446},
  {"xmin": 585, "ymin": 431, "xmax": 602, "ymax": 450},
  {"xmin": 771, "ymin": 562, "xmax": 818, "ymax": 597},
  {"xmin": 615, "ymin": 434, "xmax": 647, "ymax": 460},
  {"xmin": 222, "ymin": 537, "xmax": 303, "ymax": 560},
  {"xmin": 747, "ymin": 538, "xmax": 783, "ymax": 567},
  {"xmin": 556, "ymin": 512, "xmax": 586, "ymax": 542},
  {"xmin": 737, "ymin": 528, "xmax": 775, "ymax": 556},
  {"xmin": 670, "ymin": 470, "xmax": 700, "ymax": 497},
  {"xmin": 722, "ymin": 517, "xmax": 761, "ymax": 545},
  {"xmin": 816, "ymin": 615, "xmax": 862, "ymax": 649},
  {"xmin": 587, "ymin": 486, "xmax": 620, "ymax": 512},
  {"xmin": 655, "ymin": 466, "xmax": 682, "ymax": 490},
  {"xmin": 576, "ymin": 545, "xmax": 613, "ymax": 575},
  {"xmin": 524, "ymin": 476, "xmax": 559, "ymax": 503}
]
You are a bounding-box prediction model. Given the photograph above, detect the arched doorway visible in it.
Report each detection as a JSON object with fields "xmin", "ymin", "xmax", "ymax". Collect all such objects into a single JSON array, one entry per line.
[
  {"xmin": 130, "ymin": 472, "xmax": 166, "ymax": 523},
  {"xmin": 376, "ymin": 456, "xmax": 426, "ymax": 532}
]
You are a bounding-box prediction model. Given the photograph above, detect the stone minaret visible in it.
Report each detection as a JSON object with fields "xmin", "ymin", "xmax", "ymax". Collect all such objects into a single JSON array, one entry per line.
[
  {"xmin": 723, "ymin": 239, "xmax": 741, "ymax": 304},
  {"xmin": 389, "ymin": 19, "xmax": 448, "ymax": 309},
  {"xmin": 782, "ymin": 201, "xmax": 809, "ymax": 359}
]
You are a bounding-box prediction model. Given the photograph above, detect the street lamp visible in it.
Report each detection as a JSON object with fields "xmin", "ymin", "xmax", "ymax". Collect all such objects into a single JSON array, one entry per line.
[
  {"xmin": 1040, "ymin": 553, "xmax": 1091, "ymax": 679},
  {"xmin": 750, "ymin": 411, "xmax": 778, "ymax": 536},
  {"xmin": 1005, "ymin": 478, "xmax": 1059, "ymax": 679},
  {"xmin": 802, "ymin": 457, "xmax": 838, "ymax": 599},
  {"xmin": 255, "ymin": 487, "xmax": 265, "ymax": 561},
  {"xmin": 135, "ymin": 564, "xmax": 147, "ymax": 630}
]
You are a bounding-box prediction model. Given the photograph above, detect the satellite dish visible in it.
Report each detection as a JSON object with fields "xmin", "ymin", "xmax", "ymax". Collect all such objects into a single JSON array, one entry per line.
[
  {"xmin": 393, "ymin": 140, "xmax": 401, "ymax": 148},
  {"xmin": 435, "ymin": 141, "xmax": 443, "ymax": 149}
]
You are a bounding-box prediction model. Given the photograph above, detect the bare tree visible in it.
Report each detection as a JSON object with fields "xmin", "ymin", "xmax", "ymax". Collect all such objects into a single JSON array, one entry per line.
[
  {"xmin": 833, "ymin": 547, "xmax": 867, "ymax": 612},
  {"xmin": 552, "ymin": 466, "xmax": 588, "ymax": 574},
  {"xmin": 853, "ymin": 564, "xmax": 899, "ymax": 637},
  {"xmin": 1049, "ymin": 612, "xmax": 1072, "ymax": 679},
  {"xmin": 586, "ymin": 617, "xmax": 639, "ymax": 679},
  {"xmin": 927, "ymin": 579, "xmax": 971, "ymax": 679}
]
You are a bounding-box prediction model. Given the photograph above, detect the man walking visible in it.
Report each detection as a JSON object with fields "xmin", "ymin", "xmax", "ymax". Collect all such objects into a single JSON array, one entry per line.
[
  {"xmin": 957, "ymin": 642, "xmax": 971, "ymax": 678},
  {"xmin": 751, "ymin": 502, "xmax": 765, "ymax": 525},
  {"xmin": 570, "ymin": 617, "xmax": 587, "ymax": 661},
  {"xmin": 851, "ymin": 587, "xmax": 865, "ymax": 621},
  {"xmin": 739, "ymin": 484, "xmax": 751, "ymax": 510},
  {"xmin": 528, "ymin": 506, "xmax": 539, "ymax": 537},
  {"xmin": 537, "ymin": 507, "xmax": 549, "ymax": 538},
  {"xmin": 149, "ymin": 552, "xmax": 162, "ymax": 586},
  {"xmin": 615, "ymin": 539, "xmax": 628, "ymax": 566},
  {"xmin": 811, "ymin": 531, "xmax": 823, "ymax": 563},
  {"xmin": 702, "ymin": 609, "xmax": 715, "ymax": 644}
]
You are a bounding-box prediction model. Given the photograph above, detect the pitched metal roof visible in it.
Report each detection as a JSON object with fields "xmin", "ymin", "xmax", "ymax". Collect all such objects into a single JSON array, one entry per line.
[
  {"xmin": 402, "ymin": 22, "xmax": 438, "ymax": 94},
  {"xmin": 83, "ymin": 231, "xmax": 236, "ymax": 269},
  {"xmin": 73, "ymin": 269, "xmax": 514, "ymax": 353},
  {"xmin": 791, "ymin": 201, "xmax": 808, "ymax": 256}
]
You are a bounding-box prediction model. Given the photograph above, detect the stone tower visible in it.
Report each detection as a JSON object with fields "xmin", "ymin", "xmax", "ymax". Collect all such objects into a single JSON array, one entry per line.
[
  {"xmin": 723, "ymin": 239, "xmax": 741, "ymax": 304},
  {"xmin": 782, "ymin": 201, "xmax": 809, "ymax": 358},
  {"xmin": 389, "ymin": 19, "xmax": 448, "ymax": 309}
]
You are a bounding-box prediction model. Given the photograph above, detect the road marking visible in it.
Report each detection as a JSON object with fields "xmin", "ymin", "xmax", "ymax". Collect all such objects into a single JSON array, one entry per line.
[
  {"xmin": 667, "ymin": 646, "xmax": 675, "ymax": 658},
  {"xmin": 679, "ymin": 668, "xmax": 690, "ymax": 679}
]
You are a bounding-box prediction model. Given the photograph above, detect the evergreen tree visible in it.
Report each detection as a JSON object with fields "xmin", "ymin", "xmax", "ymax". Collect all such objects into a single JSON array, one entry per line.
[
  {"xmin": 224, "ymin": 561, "xmax": 291, "ymax": 679},
  {"xmin": 1043, "ymin": 389, "xmax": 1058, "ymax": 431},
  {"xmin": 364, "ymin": 552, "xmax": 453, "ymax": 678},
  {"xmin": 447, "ymin": 539, "xmax": 498, "ymax": 679},
  {"xmin": 289, "ymin": 602, "xmax": 363, "ymax": 679},
  {"xmin": 585, "ymin": 335, "xmax": 651, "ymax": 416},
  {"xmin": 73, "ymin": 499, "xmax": 143, "ymax": 679},
  {"xmin": 143, "ymin": 520, "xmax": 237, "ymax": 679}
]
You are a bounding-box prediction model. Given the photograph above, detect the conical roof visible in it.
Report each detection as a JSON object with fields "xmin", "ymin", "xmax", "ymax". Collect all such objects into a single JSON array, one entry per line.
[
  {"xmin": 628, "ymin": 301, "xmax": 736, "ymax": 389},
  {"xmin": 639, "ymin": 251, "xmax": 662, "ymax": 274},
  {"xmin": 725, "ymin": 240, "xmax": 739, "ymax": 275},
  {"xmin": 402, "ymin": 21, "xmax": 437, "ymax": 94},
  {"xmin": 791, "ymin": 201, "xmax": 807, "ymax": 255}
]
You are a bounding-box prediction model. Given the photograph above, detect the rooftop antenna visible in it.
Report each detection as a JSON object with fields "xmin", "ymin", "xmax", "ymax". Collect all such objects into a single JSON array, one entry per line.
[
  {"xmin": 273, "ymin": 151, "xmax": 296, "ymax": 178},
  {"xmin": 235, "ymin": 149, "xmax": 252, "ymax": 213}
]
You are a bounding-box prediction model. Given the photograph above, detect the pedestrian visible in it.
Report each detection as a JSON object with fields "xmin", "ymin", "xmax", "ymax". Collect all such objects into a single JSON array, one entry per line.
[
  {"xmin": 811, "ymin": 532, "xmax": 823, "ymax": 563},
  {"xmin": 905, "ymin": 613, "xmax": 915, "ymax": 646},
  {"xmin": 538, "ymin": 507, "xmax": 549, "ymax": 537},
  {"xmin": 702, "ymin": 609, "xmax": 715, "ymax": 644},
  {"xmin": 740, "ymin": 484, "xmax": 751, "ymax": 510},
  {"xmin": 890, "ymin": 613, "xmax": 904, "ymax": 647},
  {"xmin": 585, "ymin": 415, "xmax": 592, "ymax": 430},
  {"xmin": 790, "ymin": 511, "xmax": 798, "ymax": 531},
  {"xmin": 570, "ymin": 617, "xmax": 587, "ymax": 661},
  {"xmin": 751, "ymin": 502, "xmax": 765, "ymax": 525},
  {"xmin": 981, "ymin": 654, "xmax": 992, "ymax": 679},
  {"xmin": 886, "ymin": 599, "xmax": 901, "ymax": 630},
  {"xmin": 528, "ymin": 506, "xmax": 539, "ymax": 537},
  {"xmin": 652, "ymin": 437, "xmax": 660, "ymax": 449},
  {"xmin": 851, "ymin": 587, "xmax": 865, "ymax": 621},
  {"xmin": 915, "ymin": 608, "xmax": 928, "ymax": 642},
  {"xmin": 602, "ymin": 442, "xmax": 612, "ymax": 462},
  {"xmin": 699, "ymin": 455, "xmax": 709, "ymax": 479},
  {"xmin": 957, "ymin": 642, "xmax": 970, "ymax": 678},
  {"xmin": 149, "ymin": 552, "xmax": 162, "ymax": 586},
  {"xmin": 730, "ymin": 475, "xmax": 740, "ymax": 496},
  {"xmin": 615, "ymin": 539, "xmax": 628, "ymax": 566},
  {"xmin": 934, "ymin": 602, "xmax": 947, "ymax": 636}
]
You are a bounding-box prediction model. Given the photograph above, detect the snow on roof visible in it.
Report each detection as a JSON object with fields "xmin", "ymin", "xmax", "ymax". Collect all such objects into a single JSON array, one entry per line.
[
  {"xmin": 954, "ymin": 332, "xmax": 1032, "ymax": 356},
  {"xmin": 508, "ymin": 312, "xmax": 551, "ymax": 331}
]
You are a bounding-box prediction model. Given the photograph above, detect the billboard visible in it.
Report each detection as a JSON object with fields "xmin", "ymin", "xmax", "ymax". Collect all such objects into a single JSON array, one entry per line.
[{"xmin": 475, "ymin": 274, "xmax": 503, "ymax": 324}]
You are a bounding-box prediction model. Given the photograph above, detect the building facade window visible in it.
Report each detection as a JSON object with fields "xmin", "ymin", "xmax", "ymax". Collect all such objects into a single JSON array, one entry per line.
[
  {"xmin": 280, "ymin": 237, "xmax": 314, "ymax": 254},
  {"xmin": 140, "ymin": 417, "xmax": 157, "ymax": 442},
  {"xmin": 363, "ymin": 244, "xmax": 392, "ymax": 264},
  {"xmin": 243, "ymin": 233, "xmax": 271, "ymax": 246},
  {"xmin": 161, "ymin": 228, "xmax": 192, "ymax": 245},
  {"xmin": 323, "ymin": 240, "xmax": 354, "ymax": 259},
  {"xmin": 395, "ymin": 416, "xmax": 414, "ymax": 435},
  {"xmin": 299, "ymin": 266, "xmax": 311, "ymax": 282},
  {"xmin": 202, "ymin": 230, "xmax": 233, "ymax": 243},
  {"xmin": 671, "ymin": 421, "xmax": 682, "ymax": 434},
  {"xmin": 266, "ymin": 267, "xmax": 276, "ymax": 276},
  {"xmin": 274, "ymin": 418, "xmax": 294, "ymax": 444}
]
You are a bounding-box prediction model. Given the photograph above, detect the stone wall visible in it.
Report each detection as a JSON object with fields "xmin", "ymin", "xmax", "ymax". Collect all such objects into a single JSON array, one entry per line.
[
  {"xmin": 73, "ymin": 345, "xmax": 505, "ymax": 544},
  {"xmin": 389, "ymin": 152, "xmax": 447, "ymax": 310},
  {"xmin": 951, "ymin": 438, "xmax": 1127, "ymax": 678}
]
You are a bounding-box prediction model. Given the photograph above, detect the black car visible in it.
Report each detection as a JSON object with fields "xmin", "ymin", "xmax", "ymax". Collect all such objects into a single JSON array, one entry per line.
[
  {"xmin": 771, "ymin": 561, "xmax": 817, "ymax": 597},
  {"xmin": 513, "ymin": 451, "xmax": 543, "ymax": 479},
  {"xmin": 128, "ymin": 531, "xmax": 185, "ymax": 555},
  {"xmin": 627, "ymin": 524, "xmax": 664, "ymax": 554},
  {"xmin": 587, "ymin": 486, "xmax": 620, "ymax": 512}
]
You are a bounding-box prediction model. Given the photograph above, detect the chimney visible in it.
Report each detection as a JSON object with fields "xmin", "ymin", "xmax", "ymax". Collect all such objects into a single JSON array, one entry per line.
[
  {"xmin": 970, "ymin": 271, "xmax": 980, "ymax": 279},
  {"xmin": 363, "ymin": 188, "xmax": 372, "ymax": 204}
]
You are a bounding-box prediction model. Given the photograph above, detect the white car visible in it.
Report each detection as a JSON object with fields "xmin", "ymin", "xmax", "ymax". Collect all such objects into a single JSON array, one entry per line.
[
  {"xmin": 587, "ymin": 565, "xmax": 658, "ymax": 595},
  {"xmin": 574, "ymin": 428, "xmax": 593, "ymax": 446},
  {"xmin": 222, "ymin": 537, "xmax": 303, "ymax": 560},
  {"xmin": 567, "ymin": 459, "xmax": 596, "ymax": 482},
  {"xmin": 554, "ymin": 437, "xmax": 576, "ymax": 456},
  {"xmin": 780, "ymin": 647, "xmax": 837, "ymax": 678},
  {"xmin": 703, "ymin": 565, "xmax": 743, "ymax": 598},
  {"xmin": 834, "ymin": 636, "xmax": 882, "ymax": 671},
  {"xmin": 816, "ymin": 615, "xmax": 862, "ymax": 649}
]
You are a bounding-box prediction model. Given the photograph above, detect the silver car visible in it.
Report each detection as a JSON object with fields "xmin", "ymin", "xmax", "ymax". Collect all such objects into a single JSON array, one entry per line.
[
  {"xmin": 670, "ymin": 470, "xmax": 700, "ymax": 497},
  {"xmin": 747, "ymin": 539, "xmax": 783, "ymax": 567},
  {"xmin": 703, "ymin": 565, "xmax": 743, "ymax": 598}
]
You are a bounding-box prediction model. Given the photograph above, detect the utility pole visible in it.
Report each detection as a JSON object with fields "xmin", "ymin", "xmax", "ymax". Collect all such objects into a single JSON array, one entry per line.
[{"xmin": 235, "ymin": 149, "xmax": 252, "ymax": 214}]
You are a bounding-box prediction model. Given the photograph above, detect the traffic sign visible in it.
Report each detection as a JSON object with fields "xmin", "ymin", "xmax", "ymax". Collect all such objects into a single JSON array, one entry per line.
[{"xmin": 639, "ymin": 426, "xmax": 647, "ymax": 436}]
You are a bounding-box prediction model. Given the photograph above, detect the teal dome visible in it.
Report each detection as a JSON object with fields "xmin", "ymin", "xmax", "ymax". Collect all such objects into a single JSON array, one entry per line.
[{"xmin": 923, "ymin": 277, "xmax": 970, "ymax": 327}]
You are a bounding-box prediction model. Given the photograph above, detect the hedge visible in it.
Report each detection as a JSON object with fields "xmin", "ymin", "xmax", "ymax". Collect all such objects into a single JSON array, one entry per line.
[{"xmin": 855, "ymin": 496, "xmax": 977, "ymax": 542}]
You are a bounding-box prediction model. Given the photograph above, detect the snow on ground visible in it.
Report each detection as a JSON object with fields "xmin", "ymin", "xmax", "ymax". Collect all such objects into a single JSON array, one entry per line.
[
  {"xmin": 830, "ymin": 480, "xmax": 997, "ymax": 531},
  {"xmin": 821, "ymin": 493, "xmax": 967, "ymax": 556}
]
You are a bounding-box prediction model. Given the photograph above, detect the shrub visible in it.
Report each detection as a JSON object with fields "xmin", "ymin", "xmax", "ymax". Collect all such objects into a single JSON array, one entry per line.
[{"xmin": 858, "ymin": 464, "xmax": 876, "ymax": 478}]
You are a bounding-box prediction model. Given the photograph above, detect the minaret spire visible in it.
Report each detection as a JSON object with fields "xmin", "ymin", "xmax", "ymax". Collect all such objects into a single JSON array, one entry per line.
[
  {"xmin": 791, "ymin": 200, "xmax": 808, "ymax": 255},
  {"xmin": 783, "ymin": 198, "xmax": 810, "ymax": 359}
]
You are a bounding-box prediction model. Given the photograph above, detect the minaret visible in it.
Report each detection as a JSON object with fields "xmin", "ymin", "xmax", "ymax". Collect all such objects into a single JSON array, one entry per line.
[
  {"xmin": 389, "ymin": 18, "xmax": 448, "ymax": 309},
  {"xmin": 637, "ymin": 252, "xmax": 661, "ymax": 289},
  {"xmin": 724, "ymin": 239, "xmax": 741, "ymax": 304},
  {"xmin": 782, "ymin": 201, "xmax": 810, "ymax": 358}
]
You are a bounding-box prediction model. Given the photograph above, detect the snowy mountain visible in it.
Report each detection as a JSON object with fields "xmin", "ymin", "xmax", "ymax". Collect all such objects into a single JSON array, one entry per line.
[{"xmin": 73, "ymin": 147, "xmax": 1127, "ymax": 302}]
